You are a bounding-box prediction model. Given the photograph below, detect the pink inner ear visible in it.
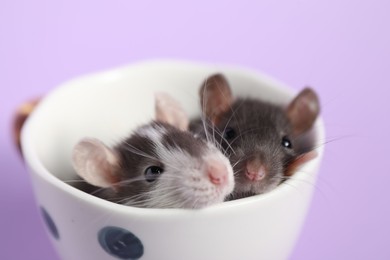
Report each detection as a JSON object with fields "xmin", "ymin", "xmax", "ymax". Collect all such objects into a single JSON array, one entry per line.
[
  {"xmin": 199, "ymin": 74, "xmax": 233, "ymax": 125},
  {"xmin": 287, "ymin": 88, "xmax": 320, "ymax": 136},
  {"xmin": 72, "ymin": 138, "xmax": 120, "ymax": 188},
  {"xmin": 155, "ymin": 92, "xmax": 189, "ymax": 131}
]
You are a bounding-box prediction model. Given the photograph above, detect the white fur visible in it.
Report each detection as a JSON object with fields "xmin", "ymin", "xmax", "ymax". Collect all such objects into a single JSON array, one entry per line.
[
  {"xmin": 137, "ymin": 125, "xmax": 165, "ymax": 144},
  {"xmin": 141, "ymin": 142, "xmax": 234, "ymax": 209}
]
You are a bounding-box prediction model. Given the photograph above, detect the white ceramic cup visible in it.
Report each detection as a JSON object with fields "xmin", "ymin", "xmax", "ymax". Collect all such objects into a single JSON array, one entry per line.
[{"xmin": 21, "ymin": 60, "xmax": 324, "ymax": 260}]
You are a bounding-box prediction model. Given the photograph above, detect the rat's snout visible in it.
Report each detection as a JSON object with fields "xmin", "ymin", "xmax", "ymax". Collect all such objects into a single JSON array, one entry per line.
[
  {"xmin": 245, "ymin": 158, "xmax": 267, "ymax": 181},
  {"xmin": 205, "ymin": 160, "xmax": 228, "ymax": 185}
]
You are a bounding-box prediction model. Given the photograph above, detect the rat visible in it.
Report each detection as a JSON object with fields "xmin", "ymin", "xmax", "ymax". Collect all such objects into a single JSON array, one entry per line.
[
  {"xmin": 72, "ymin": 92, "xmax": 235, "ymax": 209},
  {"xmin": 189, "ymin": 74, "xmax": 320, "ymax": 200}
]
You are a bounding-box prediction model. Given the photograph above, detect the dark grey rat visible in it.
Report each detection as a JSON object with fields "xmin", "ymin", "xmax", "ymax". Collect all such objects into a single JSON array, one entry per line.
[
  {"xmin": 189, "ymin": 74, "xmax": 320, "ymax": 200},
  {"xmin": 72, "ymin": 93, "xmax": 235, "ymax": 209}
]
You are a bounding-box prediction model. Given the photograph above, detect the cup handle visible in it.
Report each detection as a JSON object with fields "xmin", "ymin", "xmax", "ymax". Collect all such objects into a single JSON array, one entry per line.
[{"xmin": 12, "ymin": 98, "xmax": 41, "ymax": 157}]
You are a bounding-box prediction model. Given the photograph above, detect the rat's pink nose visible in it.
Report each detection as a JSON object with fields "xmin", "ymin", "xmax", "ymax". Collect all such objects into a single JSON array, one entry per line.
[
  {"xmin": 206, "ymin": 161, "xmax": 228, "ymax": 185},
  {"xmin": 245, "ymin": 169, "xmax": 266, "ymax": 181},
  {"xmin": 245, "ymin": 159, "xmax": 266, "ymax": 181}
]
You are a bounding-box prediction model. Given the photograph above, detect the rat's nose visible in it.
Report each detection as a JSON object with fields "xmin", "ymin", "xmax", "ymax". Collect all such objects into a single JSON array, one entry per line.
[
  {"xmin": 245, "ymin": 159, "xmax": 267, "ymax": 181},
  {"xmin": 206, "ymin": 160, "xmax": 228, "ymax": 185}
]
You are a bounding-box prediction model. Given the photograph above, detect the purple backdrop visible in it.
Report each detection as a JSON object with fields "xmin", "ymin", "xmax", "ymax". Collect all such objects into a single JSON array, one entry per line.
[{"xmin": 1, "ymin": 0, "xmax": 389, "ymax": 259}]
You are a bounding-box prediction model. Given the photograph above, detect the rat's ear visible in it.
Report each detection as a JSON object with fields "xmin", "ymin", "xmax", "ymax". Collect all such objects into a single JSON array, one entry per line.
[
  {"xmin": 72, "ymin": 138, "xmax": 121, "ymax": 188},
  {"xmin": 199, "ymin": 74, "xmax": 233, "ymax": 125},
  {"xmin": 286, "ymin": 88, "xmax": 320, "ymax": 136},
  {"xmin": 285, "ymin": 150, "xmax": 318, "ymax": 177},
  {"xmin": 155, "ymin": 92, "xmax": 189, "ymax": 131}
]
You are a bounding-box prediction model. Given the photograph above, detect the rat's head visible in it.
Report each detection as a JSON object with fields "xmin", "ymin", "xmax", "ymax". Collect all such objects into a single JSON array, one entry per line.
[
  {"xmin": 199, "ymin": 74, "xmax": 320, "ymax": 198},
  {"xmin": 72, "ymin": 92, "xmax": 234, "ymax": 209}
]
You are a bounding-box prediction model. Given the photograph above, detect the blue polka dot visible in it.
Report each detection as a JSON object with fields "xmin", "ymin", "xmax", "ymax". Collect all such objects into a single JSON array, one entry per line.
[
  {"xmin": 98, "ymin": 226, "xmax": 144, "ymax": 259},
  {"xmin": 40, "ymin": 207, "xmax": 59, "ymax": 240}
]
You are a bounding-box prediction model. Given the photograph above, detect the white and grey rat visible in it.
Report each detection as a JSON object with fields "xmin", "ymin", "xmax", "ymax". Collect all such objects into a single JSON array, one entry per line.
[
  {"xmin": 189, "ymin": 74, "xmax": 320, "ymax": 200},
  {"xmin": 72, "ymin": 93, "xmax": 235, "ymax": 209}
]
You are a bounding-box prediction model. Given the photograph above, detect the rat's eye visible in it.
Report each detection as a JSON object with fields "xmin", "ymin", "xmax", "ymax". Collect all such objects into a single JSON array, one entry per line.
[
  {"xmin": 223, "ymin": 127, "xmax": 236, "ymax": 140},
  {"xmin": 144, "ymin": 166, "xmax": 163, "ymax": 182},
  {"xmin": 282, "ymin": 136, "xmax": 292, "ymax": 149}
]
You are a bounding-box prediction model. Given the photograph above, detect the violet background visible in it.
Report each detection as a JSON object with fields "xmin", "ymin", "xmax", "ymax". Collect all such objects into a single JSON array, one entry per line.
[{"xmin": 1, "ymin": 0, "xmax": 389, "ymax": 259}]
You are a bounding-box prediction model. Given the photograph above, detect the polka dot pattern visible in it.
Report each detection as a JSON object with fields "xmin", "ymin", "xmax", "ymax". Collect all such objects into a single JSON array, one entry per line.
[
  {"xmin": 40, "ymin": 207, "xmax": 59, "ymax": 240},
  {"xmin": 98, "ymin": 226, "xmax": 144, "ymax": 259}
]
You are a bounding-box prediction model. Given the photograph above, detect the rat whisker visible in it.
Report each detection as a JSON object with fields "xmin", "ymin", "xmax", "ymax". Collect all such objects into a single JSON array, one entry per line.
[
  {"xmin": 89, "ymin": 186, "xmax": 111, "ymax": 196},
  {"xmin": 134, "ymin": 189, "xmax": 185, "ymax": 208},
  {"xmin": 201, "ymin": 81, "xmax": 212, "ymax": 144},
  {"xmin": 208, "ymin": 126, "xmax": 237, "ymax": 156},
  {"xmin": 122, "ymin": 141, "xmax": 157, "ymax": 161},
  {"xmin": 63, "ymin": 179, "xmax": 89, "ymax": 184},
  {"xmin": 113, "ymin": 177, "xmax": 146, "ymax": 187},
  {"xmin": 231, "ymin": 157, "xmax": 245, "ymax": 169}
]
